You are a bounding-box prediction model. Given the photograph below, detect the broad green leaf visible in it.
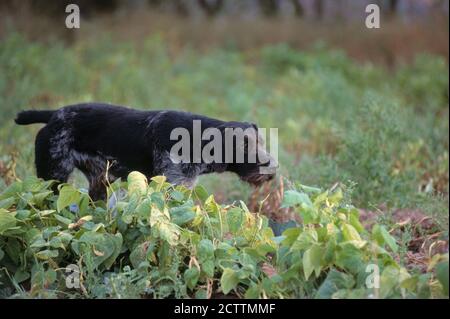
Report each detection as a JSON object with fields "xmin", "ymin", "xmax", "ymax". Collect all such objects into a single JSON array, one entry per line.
[
  {"xmin": 130, "ymin": 241, "xmax": 154, "ymax": 269},
  {"xmin": 4, "ymin": 238, "xmax": 21, "ymax": 264},
  {"xmin": 298, "ymin": 184, "xmax": 322, "ymax": 194},
  {"xmin": 0, "ymin": 182, "xmax": 23, "ymax": 200},
  {"xmin": 400, "ymin": 276, "xmax": 419, "ymax": 291},
  {"xmin": 38, "ymin": 210, "xmax": 56, "ymax": 217},
  {"xmin": 0, "ymin": 197, "xmax": 15, "ymax": 209},
  {"xmin": 227, "ymin": 207, "xmax": 244, "ymax": 234},
  {"xmin": 15, "ymin": 210, "xmax": 31, "ymax": 220},
  {"xmin": 202, "ymin": 260, "xmax": 215, "ymax": 278},
  {"xmin": 281, "ymin": 227, "xmax": 301, "ymax": 246},
  {"xmin": 379, "ymin": 266, "xmax": 401, "ymax": 298},
  {"xmin": 282, "ymin": 190, "xmax": 313, "ymax": 208},
  {"xmin": 303, "ymin": 245, "xmax": 323, "ymax": 280},
  {"xmin": 103, "ymin": 233, "xmax": 123, "ymax": 269},
  {"xmin": 372, "ymin": 224, "xmax": 398, "ymax": 253},
  {"xmin": 54, "ymin": 214, "xmax": 74, "ymax": 225},
  {"xmin": 14, "ymin": 269, "xmax": 30, "ymax": 283},
  {"xmin": 436, "ymin": 260, "xmax": 449, "ymax": 296},
  {"xmin": 170, "ymin": 190, "xmax": 185, "ymax": 202},
  {"xmin": 35, "ymin": 249, "xmax": 59, "ymax": 260},
  {"xmin": 78, "ymin": 232, "xmax": 120, "ymax": 269},
  {"xmin": 170, "ymin": 205, "xmax": 195, "ymax": 226},
  {"xmin": 57, "ymin": 185, "xmax": 80, "ymax": 212},
  {"xmin": 0, "ymin": 209, "xmax": 17, "ymax": 234},
  {"xmin": 30, "ymin": 238, "xmax": 48, "ymax": 249},
  {"xmin": 194, "ymin": 185, "xmax": 209, "ymax": 202},
  {"xmin": 323, "ymin": 238, "xmax": 337, "ymax": 265},
  {"xmin": 197, "ymin": 239, "xmax": 214, "ymax": 263},
  {"xmin": 244, "ymin": 284, "xmax": 261, "ymax": 299},
  {"xmin": 379, "ymin": 226, "xmax": 398, "ymax": 253},
  {"xmin": 290, "ymin": 228, "xmax": 318, "ymax": 251},
  {"xmin": 348, "ymin": 209, "xmax": 365, "ymax": 233},
  {"xmin": 220, "ymin": 268, "xmax": 239, "ymax": 294},
  {"xmin": 150, "ymin": 192, "xmax": 165, "ymax": 211},
  {"xmin": 184, "ymin": 267, "xmax": 200, "ymax": 290},
  {"xmin": 315, "ymin": 269, "xmax": 355, "ymax": 299},
  {"xmin": 32, "ymin": 191, "xmax": 54, "ymax": 206},
  {"xmin": 23, "ymin": 176, "xmax": 47, "ymax": 192},
  {"xmin": 335, "ymin": 243, "xmax": 365, "ymax": 274},
  {"xmin": 195, "ymin": 289, "xmax": 208, "ymax": 299},
  {"xmin": 31, "ymin": 268, "xmax": 57, "ymax": 289}
]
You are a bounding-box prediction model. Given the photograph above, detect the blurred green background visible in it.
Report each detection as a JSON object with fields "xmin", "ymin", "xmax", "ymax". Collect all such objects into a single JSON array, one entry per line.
[{"xmin": 0, "ymin": 1, "xmax": 448, "ymax": 229}]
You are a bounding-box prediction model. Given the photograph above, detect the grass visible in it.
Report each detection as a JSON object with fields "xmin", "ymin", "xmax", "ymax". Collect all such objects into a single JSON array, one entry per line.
[{"xmin": 0, "ymin": 31, "xmax": 448, "ymax": 231}]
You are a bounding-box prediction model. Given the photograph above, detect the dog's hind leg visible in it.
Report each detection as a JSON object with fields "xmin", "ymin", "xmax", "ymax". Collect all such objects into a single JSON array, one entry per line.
[
  {"xmin": 86, "ymin": 175, "xmax": 109, "ymax": 202},
  {"xmin": 73, "ymin": 152, "xmax": 117, "ymax": 201},
  {"xmin": 35, "ymin": 126, "xmax": 74, "ymax": 190}
]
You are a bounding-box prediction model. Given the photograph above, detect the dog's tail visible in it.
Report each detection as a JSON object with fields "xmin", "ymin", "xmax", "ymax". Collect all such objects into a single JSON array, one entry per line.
[{"xmin": 14, "ymin": 110, "xmax": 55, "ymax": 125}]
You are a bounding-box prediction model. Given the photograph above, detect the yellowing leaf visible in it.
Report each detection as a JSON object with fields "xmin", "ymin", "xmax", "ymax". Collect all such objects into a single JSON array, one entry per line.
[
  {"xmin": 342, "ymin": 223, "xmax": 362, "ymax": 242},
  {"xmin": 127, "ymin": 171, "xmax": 148, "ymax": 197}
]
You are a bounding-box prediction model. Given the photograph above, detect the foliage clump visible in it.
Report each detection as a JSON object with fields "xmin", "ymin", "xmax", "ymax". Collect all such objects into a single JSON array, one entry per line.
[{"xmin": 0, "ymin": 173, "xmax": 447, "ymax": 298}]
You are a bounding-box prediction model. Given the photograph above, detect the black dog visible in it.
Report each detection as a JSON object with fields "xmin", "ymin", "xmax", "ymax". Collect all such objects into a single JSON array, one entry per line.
[{"xmin": 15, "ymin": 103, "xmax": 276, "ymax": 200}]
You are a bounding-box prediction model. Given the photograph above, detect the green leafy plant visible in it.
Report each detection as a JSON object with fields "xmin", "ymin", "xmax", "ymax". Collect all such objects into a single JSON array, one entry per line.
[{"xmin": 0, "ymin": 173, "xmax": 447, "ymax": 299}]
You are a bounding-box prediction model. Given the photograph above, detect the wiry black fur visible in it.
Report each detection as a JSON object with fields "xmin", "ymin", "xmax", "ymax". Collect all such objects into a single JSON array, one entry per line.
[{"xmin": 15, "ymin": 103, "xmax": 275, "ymax": 201}]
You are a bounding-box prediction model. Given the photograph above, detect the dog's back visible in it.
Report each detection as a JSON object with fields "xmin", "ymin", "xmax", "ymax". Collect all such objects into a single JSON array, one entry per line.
[{"xmin": 15, "ymin": 103, "xmax": 275, "ymax": 200}]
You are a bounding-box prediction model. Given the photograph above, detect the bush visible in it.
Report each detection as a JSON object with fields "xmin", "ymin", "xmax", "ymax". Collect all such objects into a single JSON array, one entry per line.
[{"xmin": 0, "ymin": 173, "xmax": 447, "ymax": 298}]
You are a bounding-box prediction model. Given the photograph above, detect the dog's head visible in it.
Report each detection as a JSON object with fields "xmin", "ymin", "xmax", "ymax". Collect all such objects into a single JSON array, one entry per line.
[{"xmin": 223, "ymin": 122, "xmax": 277, "ymax": 186}]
